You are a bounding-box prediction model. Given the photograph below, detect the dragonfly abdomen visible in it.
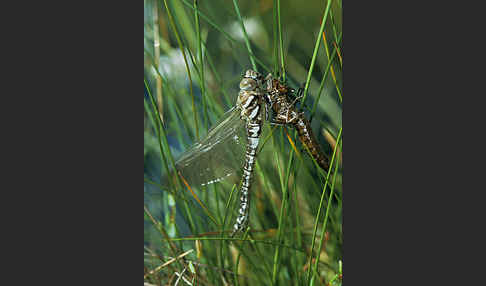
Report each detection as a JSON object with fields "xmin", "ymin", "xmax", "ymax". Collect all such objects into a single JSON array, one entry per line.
[
  {"xmin": 232, "ymin": 70, "xmax": 265, "ymax": 235},
  {"xmin": 234, "ymin": 127, "xmax": 260, "ymax": 233}
]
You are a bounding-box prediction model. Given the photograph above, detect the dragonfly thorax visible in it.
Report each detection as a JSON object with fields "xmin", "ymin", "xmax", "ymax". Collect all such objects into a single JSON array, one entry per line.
[{"xmin": 237, "ymin": 73, "xmax": 265, "ymax": 121}]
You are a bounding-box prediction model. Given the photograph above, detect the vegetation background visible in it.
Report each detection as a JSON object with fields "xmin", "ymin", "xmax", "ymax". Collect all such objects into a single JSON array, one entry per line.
[{"xmin": 144, "ymin": 0, "xmax": 342, "ymax": 285}]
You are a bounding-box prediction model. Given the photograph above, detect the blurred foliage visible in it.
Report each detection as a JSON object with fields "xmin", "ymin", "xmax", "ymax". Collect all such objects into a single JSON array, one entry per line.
[{"xmin": 144, "ymin": 0, "xmax": 342, "ymax": 285}]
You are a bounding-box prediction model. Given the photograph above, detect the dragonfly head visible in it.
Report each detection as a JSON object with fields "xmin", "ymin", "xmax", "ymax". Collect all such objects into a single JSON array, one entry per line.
[
  {"xmin": 244, "ymin": 69, "xmax": 262, "ymax": 80},
  {"xmin": 239, "ymin": 77, "xmax": 258, "ymax": 91}
]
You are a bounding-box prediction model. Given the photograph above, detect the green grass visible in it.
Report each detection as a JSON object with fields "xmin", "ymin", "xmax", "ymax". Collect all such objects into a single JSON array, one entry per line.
[{"xmin": 144, "ymin": 0, "xmax": 342, "ymax": 285}]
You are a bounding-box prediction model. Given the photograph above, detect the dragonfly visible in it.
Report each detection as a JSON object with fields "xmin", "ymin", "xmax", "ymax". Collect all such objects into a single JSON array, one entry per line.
[
  {"xmin": 231, "ymin": 69, "xmax": 268, "ymax": 235},
  {"xmin": 159, "ymin": 70, "xmax": 330, "ymax": 236},
  {"xmin": 161, "ymin": 70, "xmax": 269, "ymax": 236}
]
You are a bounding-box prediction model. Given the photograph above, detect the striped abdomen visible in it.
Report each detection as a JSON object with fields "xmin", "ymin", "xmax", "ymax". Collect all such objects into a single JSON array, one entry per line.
[
  {"xmin": 232, "ymin": 70, "xmax": 264, "ymax": 235},
  {"xmin": 233, "ymin": 121, "xmax": 261, "ymax": 234}
]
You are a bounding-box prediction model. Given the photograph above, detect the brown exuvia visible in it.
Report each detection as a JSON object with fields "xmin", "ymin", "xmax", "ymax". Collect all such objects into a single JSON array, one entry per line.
[{"xmin": 265, "ymin": 75, "xmax": 330, "ymax": 172}]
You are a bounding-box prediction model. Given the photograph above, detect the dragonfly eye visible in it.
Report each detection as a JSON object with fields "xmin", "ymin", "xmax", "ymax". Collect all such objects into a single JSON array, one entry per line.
[
  {"xmin": 239, "ymin": 78, "xmax": 257, "ymax": 91},
  {"xmin": 244, "ymin": 69, "xmax": 262, "ymax": 80}
]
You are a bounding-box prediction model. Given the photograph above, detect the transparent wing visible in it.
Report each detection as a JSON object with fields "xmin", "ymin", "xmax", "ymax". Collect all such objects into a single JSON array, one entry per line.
[
  {"xmin": 163, "ymin": 107, "xmax": 247, "ymax": 189},
  {"xmin": 157, "ymin": 106, "xmax": 273, "ymax": 235}
]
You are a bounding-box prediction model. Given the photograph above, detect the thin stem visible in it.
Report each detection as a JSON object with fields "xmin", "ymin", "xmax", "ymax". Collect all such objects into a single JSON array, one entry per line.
[
  {"xmin": 232, "ymin": 0, "xmax": 257, "ymax": 71},
  {"xmin": 277, "ymin": 0, "xmax": 286, "ymax": 81},
  {"xmin": 161, "ymin": 0, "xmax": 199, "ymax": 140},
  {"xmin": 306, "ymin": 126, "xmax": 342, "ymax": 283},
  {"xmin": 302, "ymin": 0, "xmax": 333, "ymax": 105}
]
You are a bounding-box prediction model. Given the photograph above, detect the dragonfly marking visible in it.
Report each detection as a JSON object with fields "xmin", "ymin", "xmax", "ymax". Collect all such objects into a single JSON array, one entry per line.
[{"xmin": 231, "ymin": 69, "xmax": 266, "ymax": 236}]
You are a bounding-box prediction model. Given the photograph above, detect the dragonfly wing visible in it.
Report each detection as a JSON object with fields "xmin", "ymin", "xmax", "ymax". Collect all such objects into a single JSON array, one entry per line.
[{"xmin": 166, "ymin": 107, "xmax": 247, "ymax": 189}]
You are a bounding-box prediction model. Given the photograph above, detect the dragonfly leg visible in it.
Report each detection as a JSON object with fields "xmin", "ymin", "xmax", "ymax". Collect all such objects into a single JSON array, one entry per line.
[
  {"xmin": 290, "ymin": 93, "xmax": 304, "ymax": 107},
  {"xmin": 264, "ymin": 99, "xmax": 271, "ymax": 122},
  {"xmin": 286, "ymin": 85, "xmax": 305, "ymax": 107}
]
